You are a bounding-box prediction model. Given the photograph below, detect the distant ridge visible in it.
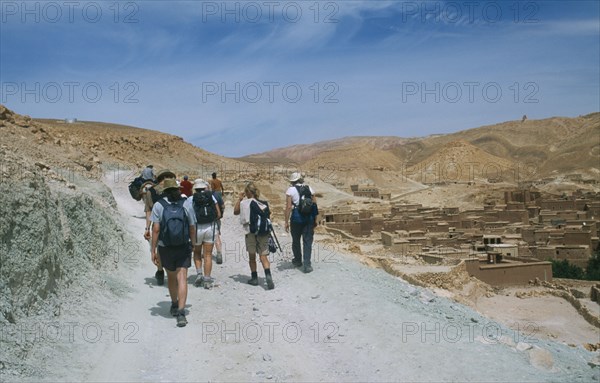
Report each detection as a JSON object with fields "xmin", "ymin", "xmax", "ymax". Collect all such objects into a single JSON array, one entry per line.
[{"xmin": 242, "ymin": 114, "xmax": 600, "ymax": 179}]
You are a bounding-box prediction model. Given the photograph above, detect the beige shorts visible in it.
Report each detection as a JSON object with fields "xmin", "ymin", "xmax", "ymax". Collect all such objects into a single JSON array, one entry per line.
[{"xmin": 245, "ymin": 233, "xmax": 269, "ymax": 256}]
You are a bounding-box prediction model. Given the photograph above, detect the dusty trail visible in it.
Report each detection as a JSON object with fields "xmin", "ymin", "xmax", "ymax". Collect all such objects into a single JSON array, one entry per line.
[{"xmin": 45, "ymin": 173, "xmax": 599, "ymax": 382}]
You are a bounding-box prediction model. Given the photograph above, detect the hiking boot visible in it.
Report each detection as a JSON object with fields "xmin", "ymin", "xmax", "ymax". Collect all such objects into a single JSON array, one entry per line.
[
  {"xmin": 176, "ymin": 311, "xmax": 187, "ymax": 327},
  {"xmin": 291, "ymin": 259, "xmax": 302, "ymax": 267},
  {"xmin": 155, "ymin": 270, "xmax": 165, "ymax": 286},
  {"xmin": 203, "ymin": 276, "xmax": 214, "ymax": 290},
  {"xmin": 216, "ymin": 252, "xmax": 223, "ymax": 265},
  {"xmin": 170, "ymin": 301, "xmax": 179, "ymax": 317},
  {"xmin": 265, "ymin": 274, "xmax": 275, "ymax": 290},
  {"xmin": 194, "ymin": 274, "xmax": 204, "ymax": 287},
  {"xmin": 248, "ymin": 276, "xmax": 259, "ymax": 286},
  {"xmin": 303, "ymin": 265, "xmax": 313, "ymax": 274}
]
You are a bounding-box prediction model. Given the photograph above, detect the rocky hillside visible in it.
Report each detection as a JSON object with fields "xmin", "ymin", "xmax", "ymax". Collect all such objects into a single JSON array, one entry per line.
[
  {"xmin": 245, "ymin": 114, "xmax": 600, "ymax": 180},
  {"xmin": 411, "ymin": 140, "xmax": 516, "ymax": 182},
  {"xmin": 31, "ymin": 118, "xmax": 240, "ymax": 178},
  {"xmin": 242, "ymin": 136, "xmax": 411, "ymax": 164},
  {"xmin": 0, "ymin": 106, "xmax": 138, "ymax": 376}
]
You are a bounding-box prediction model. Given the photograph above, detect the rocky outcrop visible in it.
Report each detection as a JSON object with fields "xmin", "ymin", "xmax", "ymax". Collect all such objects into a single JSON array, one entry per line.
[{"xmin": 0, "ymin": 163, "xmax": 130, "ymax": 376}]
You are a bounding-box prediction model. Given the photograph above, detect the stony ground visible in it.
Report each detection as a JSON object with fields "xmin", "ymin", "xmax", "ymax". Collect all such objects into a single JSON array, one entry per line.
[{"xmin": 2, "ymin": 172, "xmax": 598, "ymax": 382}]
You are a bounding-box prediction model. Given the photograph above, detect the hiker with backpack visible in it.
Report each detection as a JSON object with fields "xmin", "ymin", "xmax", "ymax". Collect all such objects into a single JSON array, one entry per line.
[
  {"xmin": 141, "ymin": 164, "xmax": 155, "ymax": 182},
  {"xmin": 285, "ymin": 172, "xmax": 319, "ymax": 273},
  {"xmin": 185, "ymin": 179, "xmax": 221, "ymax": 289},
  {"xmin": 143, "ymin": 169, "xmax": 177, "ymax": 285},
  {"xmin": 212, "ymin": 186, "xmax": 225, "ymax": 265},
  {"xmin": 233, "ymin": 182, "xmax": 275, "ymax": 290},
  {"xmin": 150, "ymin": 179, "xmax": 196, "ymax": 327},
  {"xmin": 128, "ymin": 165, "xmax": 156, "ymax": 201}
]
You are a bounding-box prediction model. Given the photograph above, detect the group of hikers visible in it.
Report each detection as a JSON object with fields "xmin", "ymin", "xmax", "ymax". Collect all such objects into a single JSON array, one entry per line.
[{"xmin": 131, "ymin": 166, "xmax": 318, "ymax": 327}]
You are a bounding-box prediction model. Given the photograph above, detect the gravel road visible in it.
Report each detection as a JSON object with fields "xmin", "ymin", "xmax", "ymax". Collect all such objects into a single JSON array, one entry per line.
[{"xmin": 22, "ymin": 174, "xmax": 599, "ymax": 382}]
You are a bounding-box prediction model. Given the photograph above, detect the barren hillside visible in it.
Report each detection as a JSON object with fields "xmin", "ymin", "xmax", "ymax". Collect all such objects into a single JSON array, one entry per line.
[
  {"xmin": 411, "ymin": 140, "xmax": 516, "ymax": 182},
  {"xmin": 32, "ymin": 118, "xmax": 239, "ymax": 177},
  {"xmin": 242, "ymin": 136, "xmax": 411, "ymax": 164},
  {"xmin": 252, "ymin": 114, "xmax": 600, "ymax": 181}
]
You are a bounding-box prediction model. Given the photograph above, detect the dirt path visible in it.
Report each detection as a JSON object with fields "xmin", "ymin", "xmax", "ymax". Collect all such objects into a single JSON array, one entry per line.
[{"xmin": 44, "ymin": 174, "xmax": 599, "ymax": 382}]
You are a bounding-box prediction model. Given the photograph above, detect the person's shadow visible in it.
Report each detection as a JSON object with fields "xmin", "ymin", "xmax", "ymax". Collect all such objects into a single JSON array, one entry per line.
[
  {"xmin": 187, "ymin": 274, "xmax": 197, "ymax": 284},
  {"xmin": 229, "ymin": 274, "xmax": 250, "ymax": 285},
  {"xmin": 149, "ymin": 301, "xmax": 191, "ymax": 318},
  {"xmin": 143, "ymin": 273, "xmax": 197, "ymax": 287},
  {"xmin": 228, "ymin": 274, "xmax": 272, "ymax": 291},
  {"xmin": 275, "ymin": 260, "xmax": 297, "ymax": 272},
  {"xmin": 144, "ymin": 277, "xmax": 162, "ymax": 287}
]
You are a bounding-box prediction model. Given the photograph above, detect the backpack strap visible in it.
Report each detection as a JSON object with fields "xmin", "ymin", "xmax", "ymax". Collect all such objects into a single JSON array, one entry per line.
[
  {"xmin": 157, "ymin": 198, "xmax": 168, "ymax": 215},
  {"xmin": 158, "ymin": 197, "xmax": 186, "ymax": 215},
  {"xmin": 293, "ymin": 185, "xmax": 303, "ymax": 208}
]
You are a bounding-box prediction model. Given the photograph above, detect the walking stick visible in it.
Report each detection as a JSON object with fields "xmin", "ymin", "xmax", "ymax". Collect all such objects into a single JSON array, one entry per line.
[{"xmin": 269, "ymin": 223, "xmax": 282, "ymax": 253}]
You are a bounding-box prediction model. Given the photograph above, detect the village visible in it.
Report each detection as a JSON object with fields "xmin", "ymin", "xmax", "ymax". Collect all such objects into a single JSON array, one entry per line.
[{"xmin": 323, "ymin": 183, "xmax": 600, "ymax": 289}]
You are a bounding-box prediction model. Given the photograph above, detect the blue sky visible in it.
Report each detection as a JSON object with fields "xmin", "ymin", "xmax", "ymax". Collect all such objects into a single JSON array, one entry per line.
[{"xmin": 1, "ymin": 0, "xmax": 598, "ymax": 157}]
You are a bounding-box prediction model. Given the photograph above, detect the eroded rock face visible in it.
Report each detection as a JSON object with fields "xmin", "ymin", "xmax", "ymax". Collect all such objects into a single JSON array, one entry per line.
[
  {"xmin": 1, "ymin": 174, "xmax": 124, "ymax": 314},
  {"xmin": 0, "ymin": 163, "xmax": 128, "ymax": 376}
]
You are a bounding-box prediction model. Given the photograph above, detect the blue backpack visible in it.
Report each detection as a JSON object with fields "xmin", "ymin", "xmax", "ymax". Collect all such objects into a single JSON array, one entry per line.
[{"xmin": 158, "ymin": 198, "xmax": 189, "ymax": 246}]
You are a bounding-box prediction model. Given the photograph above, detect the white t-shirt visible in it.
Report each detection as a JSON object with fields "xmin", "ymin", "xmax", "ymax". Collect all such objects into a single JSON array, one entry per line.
[{"xmin": 286, "ymin": 184, "xmax": 315, "ymax": 206}]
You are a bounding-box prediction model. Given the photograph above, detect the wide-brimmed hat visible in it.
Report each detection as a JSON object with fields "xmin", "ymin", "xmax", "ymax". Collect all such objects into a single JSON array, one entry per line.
[
  {"xmin": 156, "ymin": 169, "xmax": 176, "ymax": 182},
  {"xmin": 193, "ymin": 179, "xmax": 209, "ymax": 190},
  {"xmin": 289, "ymin": 172, "xmax": 303, "ymax": 183},
  {"xmin": 162, "ymin": 179, "xmax": 179, "ymax": 191}
]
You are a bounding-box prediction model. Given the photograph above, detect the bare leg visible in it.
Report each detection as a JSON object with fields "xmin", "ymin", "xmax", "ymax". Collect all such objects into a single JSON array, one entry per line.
[
  {"xmin": 259, "ymin": 254, "xmax": 271, "ymax": 270},
  {"xmin": 248, "ymin": 253, "xmax": 257, "ymax": 272},
  {"xmin": 203, "ymin": 243, "xmax": 214, "ymax": 277},
  {"xmin": 194, "ymin": 245, "xmax": 203, "ymax": 271},
  {"xmin": 176, "ymin": 267, "xmax": 188, "ymax": 311},
  {"xmin": 166, "ymin": 270, "xmax": 178, "ymax": 303}
]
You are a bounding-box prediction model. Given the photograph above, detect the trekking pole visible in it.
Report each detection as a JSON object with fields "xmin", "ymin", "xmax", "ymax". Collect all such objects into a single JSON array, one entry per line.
[{"xmin": 270, "ymin": 225, "xmax": 282, "ymax": 253}]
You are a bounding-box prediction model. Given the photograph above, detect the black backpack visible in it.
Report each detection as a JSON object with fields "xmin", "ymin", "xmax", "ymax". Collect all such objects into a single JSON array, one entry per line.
[
  {"xmin": 193, "ymin": 190, "xmax": 217, "ymax": 224},
  {"xmin": 150, "ymin": 186, "xmax": 163, "ymax": 204},
  {"xmin": 250, "ymin": 199, "xmax": 271, "ymax": 235},
  {"xmin": 295, "ymin": 185, "xmax": 314, "ymax": 216},
  {"xmin": 128, "ymin": 177, "xmax": 145, "ymax": 201},
  {"xmin": 157, "ymin": 198, "xmax": 189, "ymax": 247}
]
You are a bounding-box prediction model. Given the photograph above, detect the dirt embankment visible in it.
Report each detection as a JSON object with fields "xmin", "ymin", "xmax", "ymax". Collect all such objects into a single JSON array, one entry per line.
[{"xmin": 0, "ymin": 106, "xmax": 137, "ymax": 377}]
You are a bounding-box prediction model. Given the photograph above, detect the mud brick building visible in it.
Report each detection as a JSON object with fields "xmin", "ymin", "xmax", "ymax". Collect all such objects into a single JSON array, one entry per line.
[{"xmin": 327, "ymin": 189, "xmax": 599, "ymax": 278}]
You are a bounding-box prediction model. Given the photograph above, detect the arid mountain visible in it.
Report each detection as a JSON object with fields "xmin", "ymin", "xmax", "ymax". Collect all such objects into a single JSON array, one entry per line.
[
  {"xmin": 423, "ymin": 113, "xmax": 600, "ymax": 177},
  {"xmin": 248, "ymin": 114, "xmax": 600, "ymax": 181},
  {"xmin": 242, "ymin": 136, "xmax": 411, "ymax": 164},
  {"xmin": 2, "ymin": 105, "xmax": 292, "ymax": 212},
  {"xmin": 32, "ymin": 118, "xmax": 238, "ymax": 177},
  {"xmin": 410, "ymin": 140, "xmax": 516, "ymax": 183},
  {"xmin": 3, "ymin": 105, "xmax": 596, "ymax": 213}
]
